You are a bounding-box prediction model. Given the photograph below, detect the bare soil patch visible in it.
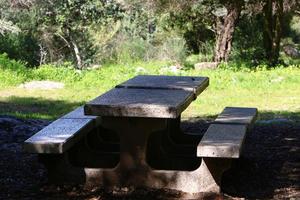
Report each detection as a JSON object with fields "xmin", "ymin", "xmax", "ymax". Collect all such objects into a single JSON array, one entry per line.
[
  {"xmin": 19, "ymin": 81, "xmax": 64, "ymax": 90},
  {"xmin": 0, "ymin": 116, "xmax": 299, "ymax": 199}
]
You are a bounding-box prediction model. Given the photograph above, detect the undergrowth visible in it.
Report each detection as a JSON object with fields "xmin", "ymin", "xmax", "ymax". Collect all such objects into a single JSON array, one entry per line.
[{"xmin": 0, "ymin": 53, "xmax": 299, "ymax": 120}]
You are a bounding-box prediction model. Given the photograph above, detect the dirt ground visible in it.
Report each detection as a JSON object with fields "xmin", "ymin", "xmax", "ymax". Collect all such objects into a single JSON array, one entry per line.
[{"xmin": 0, "ymin": 115, "xmax": 299, "ymax": 199}]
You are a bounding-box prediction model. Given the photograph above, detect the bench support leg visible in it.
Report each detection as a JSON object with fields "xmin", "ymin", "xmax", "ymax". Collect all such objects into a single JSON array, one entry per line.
[
  {"xmin": 39, "ymin": 154, "xmax": 86, "ymax": 184},
  {"xmin": 198, "ymin": 158, "xmax": 232, "ymax": 193},
  {"xmin": 167, "ymin": 116, "xmax": 202, "ymax": 145}
]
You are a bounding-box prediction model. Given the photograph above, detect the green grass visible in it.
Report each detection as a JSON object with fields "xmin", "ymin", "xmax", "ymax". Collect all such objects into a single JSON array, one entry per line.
[{"xmin": 0, "ymin": 54, "xmax": 300, "ymax": 121}]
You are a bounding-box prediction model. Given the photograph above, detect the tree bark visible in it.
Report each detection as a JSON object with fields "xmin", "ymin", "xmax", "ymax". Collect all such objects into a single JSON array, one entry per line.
[
  {"xmin": 70, "ymin": 39, "xmax": 82, "ymax": 69},
  {"xmin": 263, "ymin": 0, "xmax": 283, "ymax": 66},
  {"xmin": 213, "ymin": 1, "xmax": 243, "ymax": 62},
  {"xmin": 65, "ymin": 26, "xmax": 82, "ymax": 69}
]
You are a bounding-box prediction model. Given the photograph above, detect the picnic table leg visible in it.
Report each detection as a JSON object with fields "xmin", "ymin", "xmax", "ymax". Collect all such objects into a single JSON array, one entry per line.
[
  {"xmin": 100, "ymin": 117, "xmax": 230, "ymax": 194},
  {"xmin": 100, "ymin": 116, "xmax": 168, "ymax": 185},
  {"xmin": 83, "ymin": 126, "xmax": 119, "ymax": 153},
  {"xmin": 95, "ymin": 125, "xmax": 119, "ymax": 144},
  {"xmin": 167, "ymin": 116, "xmax": 202, "ymax": 145},
  {"xmin": 154, "ymin": 116, "xmax": 203, "ymax": 157}
]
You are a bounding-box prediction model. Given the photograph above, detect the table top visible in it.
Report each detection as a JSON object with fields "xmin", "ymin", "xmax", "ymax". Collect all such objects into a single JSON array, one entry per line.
[
  {"xmin": 84, "ymin": 75, "xmax": 209, "ymax": 118},
  {"xmin": 117, "ymin": 75, "xmax": 209, "ymax": 96},
  {"xmin": 84, "ymin": 88, "xmax": 194, "ymax": 118}
]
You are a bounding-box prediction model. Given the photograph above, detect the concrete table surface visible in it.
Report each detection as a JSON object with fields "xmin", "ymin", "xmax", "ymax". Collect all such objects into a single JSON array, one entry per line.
[
  {"xmin": 116, "ymin": 75, "xmax": 209, "ymax": 96},
  {"xmin": 84, "ymin": 88, "xmax": 195, "ymax": 118},
  {"xmin": 85, "ymin": 75, "xmax": 209, "ymax": 118}
]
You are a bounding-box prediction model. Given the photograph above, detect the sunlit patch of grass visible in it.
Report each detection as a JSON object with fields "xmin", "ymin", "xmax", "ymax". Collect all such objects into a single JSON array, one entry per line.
[{"xmin": 0, "ymin": 59, "xmax": 299, "ymax": 120}]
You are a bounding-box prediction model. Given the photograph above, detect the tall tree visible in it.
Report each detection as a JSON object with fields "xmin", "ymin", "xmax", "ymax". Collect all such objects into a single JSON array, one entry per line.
[
  {"xmin": 36, "ymin": 0, "xmax": 122, "ymax": 68},
  {"xmin": 155, "ymin": 0, "xmax": 244, "ymax": 63},
  {"xmin": 263, "ymin": 0, "xmax": 283, "ymax": 65},
  {"xmin": 213, "ymin": 0, "xmax": 244, "ymax": 62}
]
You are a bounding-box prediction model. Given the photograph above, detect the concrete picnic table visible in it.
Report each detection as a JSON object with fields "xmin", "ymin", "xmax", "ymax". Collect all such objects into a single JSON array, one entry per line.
[
  {"xmin": 83, "ymin": 75, "xmax": 212, "ymax": 195},
  {"xmin": 24, "ymin": 74, "xmax": 257, "ymax": 197}
]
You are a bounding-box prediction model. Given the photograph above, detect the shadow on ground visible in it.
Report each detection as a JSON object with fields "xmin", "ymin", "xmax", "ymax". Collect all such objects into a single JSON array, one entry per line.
[
  {"xmin": 222, "ymin": 118, "xmax": 300, "ymax": 199},
  {"xmin": 183, "ymin": 112, "xmax": 300, "ymax": 199},
  {"xmin": 0, "ymin": 96, "xmax": 299, "ymax": 199},
  {"xmin": 0, "ymin": 96, "xmax": 85, "ymax": 119}
]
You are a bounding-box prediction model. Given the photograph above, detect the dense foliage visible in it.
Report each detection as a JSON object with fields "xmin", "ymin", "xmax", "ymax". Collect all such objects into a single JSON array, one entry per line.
[{"xmin": 0, "ymin": 0, "xmax": 299, "ymax": 68}]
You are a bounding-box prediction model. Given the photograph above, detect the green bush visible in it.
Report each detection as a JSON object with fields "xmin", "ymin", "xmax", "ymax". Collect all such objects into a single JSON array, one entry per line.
[
  {"xmin": 114, "ymin": 36, "xmax": 153, "ymax": 64},
  {"xmin": 0, "ymin": 33, "xmax": 40, "ymax": 67},
  {"xmin": 0, "ymin": 53, "xmax": 27, "ymax": 71},
  {"xmin": 0, "ymin": 53, "xmax": 30, "ymax": 88},
  {"xmin": 158, "ymin": 36, "xmax": 187, "ymax": 64},
  {"xmin": 184, "ymin": 51, "xmax": 214, "ymax": 69},
  {"xmin": 231, "ymin": 15, "xmax": 265, "ymax": 64},
  {"xmin": 280, "ymin": 53, "xmax": 300, "ymax": 66},
  {"xmin": 289, "ymin": 15, "xmax": 300, "ymax": 43},
  {"xmin": 32, "ymin": 63, "xmax": 83, "ymax": 83},
  {"xmin": 95, "ymin": 29, "xmax": 188, "ymax": 65},
  {"xmin": 88, "ymin": 2, "xmax": 189, "ymax": 65}
]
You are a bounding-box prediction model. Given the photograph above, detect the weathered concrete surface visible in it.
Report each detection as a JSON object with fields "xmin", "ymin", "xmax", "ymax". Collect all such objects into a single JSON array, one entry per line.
[
  {"xmin": 24, "ymin": 106, "xmax": 104, "ymax": 154},
  {"xmin": 197, "ymin": 124, "xmax": 247, "ymax": 158},
  {"xmin": 69, "ymin": 158, "xmax": 231, "ymax": 195},
  {"xmin": 24, "ymin": 118, "xmax": 96, "ymax": 153},
  {"xmin": 116, "ymin": 75, "xmax": 209, "ymax": 96},
  {"xmin": 198, "ymin": 107, "xmax": 258, "ymax": 158},
  {"xmin": 84, "ymin": 88, "xmax": 194, "ymax": 118},
  {"xmin": 61, "ymin": 106, "xmax": 102, "ymax": 126},
  {"xmin": 213, "ymin": 107, "xmax": 258, "ymax": 125},
  {"xmin": 61, "ymin": 106, "xmax": 98, "ymax": 119}
]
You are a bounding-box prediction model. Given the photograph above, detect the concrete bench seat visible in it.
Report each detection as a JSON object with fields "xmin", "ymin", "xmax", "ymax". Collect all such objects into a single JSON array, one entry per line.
[
  {"xmin": 24, "ymin": 106, "xmax": 101, "ymax": 154},
  {"xmin": 197, "ymin": 107, "xmax": 258, "ymax": 158},
  {"xmin": 212, "ymin": 107, "xmax": 258, "ymax": 125},
  {"xmin": 23, "ymin": 106, "xmax": 121, "ymax": 186}
]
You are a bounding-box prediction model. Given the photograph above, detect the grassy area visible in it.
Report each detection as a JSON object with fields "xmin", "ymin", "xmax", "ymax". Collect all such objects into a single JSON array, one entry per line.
[{"xmin": 0, "ymin": 54, "xmax": 300, "ymax": 120}]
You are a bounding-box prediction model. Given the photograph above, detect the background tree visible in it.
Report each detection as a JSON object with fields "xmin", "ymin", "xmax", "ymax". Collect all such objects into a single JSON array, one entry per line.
[
  {"xmin": 151, "ymin": 0, "xmax": 245, "ymax": 63},
  {"xmin": 35, "ymin": 0, "xmax": 122, "ymax": 68},
  {"xmin": 0, "ymin": 0, "xmax": 299, "ymax": 67},
  {"xmin": 263, "ymin": 0, "xmax": 283, "ymax": 65},
  {"xmin": 213, "ymin": 0, "xmax": 244, "ymax": 62},
  {"xmin": 0, "ymin": 0, "xmax": 40, "ymax": 66}
]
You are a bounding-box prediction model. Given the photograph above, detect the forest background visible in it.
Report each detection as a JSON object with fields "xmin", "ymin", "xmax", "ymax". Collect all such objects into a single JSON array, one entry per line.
[
  {"xmin": 0, "ymin": 0, "xmax": 299, "ymax": 120},
  {"xmin": 1, "ymin": 0, "xmax": 299, "ymax": 68}
]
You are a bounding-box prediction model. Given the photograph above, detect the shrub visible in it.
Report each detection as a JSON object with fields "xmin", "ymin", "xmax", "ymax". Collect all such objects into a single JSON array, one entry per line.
[
  {"xmin": 231, "ymin": 15, "xmax": 265, "ymax": 64},
  {"xmin": 0, "ymin": 53, "xmax": 27, "ymax": 71},
  {"xmin": 157, "ymin": 36, "xmax": 187, "ymax": 64},
  {"xmin": 114, "ymin": 36, "xmax": 153, "ymax": 64},
  {"xmin": 0, "ymin": 53, "xmax": 30, "ymax": 87},
  {"xmin": 0, "ymin": 33, "xmax": 40, "ymax": 67},
  {"xmin": 32, "ymin": 63, "xmax": 83, "ymax": 83}
]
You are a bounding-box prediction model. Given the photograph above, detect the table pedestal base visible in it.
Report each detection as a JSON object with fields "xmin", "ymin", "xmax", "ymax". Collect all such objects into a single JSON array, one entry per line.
[
  {"xmin": 39, "ymin": 117, "xmax": 231, "ymax": 196},
  {"xmin": 40, "ymin": 155, "xmax": 231, "ymax": 195}
]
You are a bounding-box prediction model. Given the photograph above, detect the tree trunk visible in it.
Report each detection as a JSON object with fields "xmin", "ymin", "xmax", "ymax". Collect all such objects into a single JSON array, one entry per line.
[
  {"xmin": 70, "ymin": 39, "xmax": 82, "ymax": 69},
  {"xmin": 39, "ymin": 44, "xmax": 47, "ymax": 65},
  {"xmin": 263, "ymin": 0, "xmax": 283, "ymax": 66},
  {"xmin": 65, "ymin": 27, "xmax": 82, "ymax": 69},
  {"xmin": 214, "ymin": 1, "xmax": 243, "ymax": 62}
]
